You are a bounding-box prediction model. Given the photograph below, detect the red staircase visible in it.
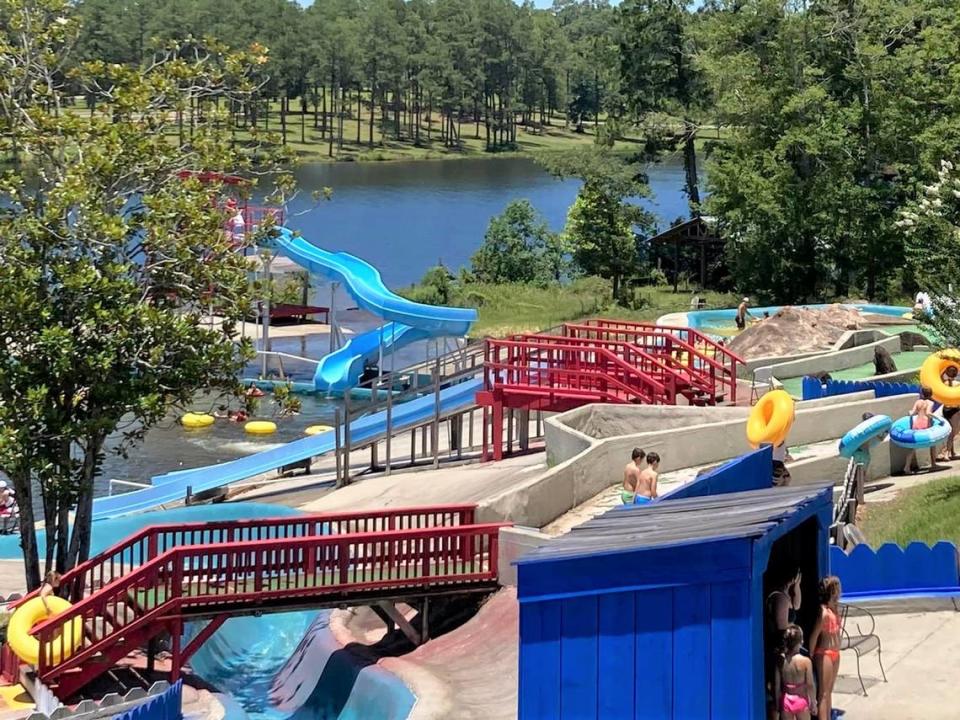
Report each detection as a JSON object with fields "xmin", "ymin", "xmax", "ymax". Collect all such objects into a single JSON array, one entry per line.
[
  {"xmin": 9, "ymin": 505, "xmax": 506, "ymax": 700},
  {"xmin": 477, "ymin": 320, "xmax": 744, "ymax": 460}
]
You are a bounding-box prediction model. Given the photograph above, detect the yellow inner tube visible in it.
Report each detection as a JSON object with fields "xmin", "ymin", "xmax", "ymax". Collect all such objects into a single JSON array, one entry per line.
[
  {"xmin": 245, "ymin": 420, "xmax": 277, "ymax": 435},
  {"xmin": 8, "ymin": 596, "xmax": 82, "ymax": 666},
  {"xmin": 919, "ymin": 350, "xmax": 960, "ymax": 406},
  {"xmin": 747, "ymin": 389, "xmax": 795, "ymax": 448},
  {"xmin": 304, "ymin": 424, "xmax": 333, "ymax": 436},
  {"xmin": 182, "ymin": 412, "xmax": 215, "ymax": 429}
]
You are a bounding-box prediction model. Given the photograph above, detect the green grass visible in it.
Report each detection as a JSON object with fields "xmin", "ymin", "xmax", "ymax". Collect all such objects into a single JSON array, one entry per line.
[
  {"xmin": 413, "ymin": 278, "xmax": 737, "ymax": 338},
  {"xmin": 60, "ymin": 99, "xmax": 729, "ymax": 164},
  {"xmin": 861, "ymin": 476, "xmax": 960, "ymax": 547}
]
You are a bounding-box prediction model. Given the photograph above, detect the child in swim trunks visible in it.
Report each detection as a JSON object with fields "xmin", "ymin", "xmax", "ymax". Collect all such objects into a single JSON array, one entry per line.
[
  {"xmin": 778, "ymin": 624, "xmax": 816, "ymax": 720},
  {"xmin": 809, "ymin": 576, "xmax": 842, "ymax": 720}
]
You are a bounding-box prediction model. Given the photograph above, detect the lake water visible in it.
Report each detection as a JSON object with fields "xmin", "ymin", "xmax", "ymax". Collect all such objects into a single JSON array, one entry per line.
[{"xmin": 285, "ymin": 156, "xmax": 695, "ymax": 287}]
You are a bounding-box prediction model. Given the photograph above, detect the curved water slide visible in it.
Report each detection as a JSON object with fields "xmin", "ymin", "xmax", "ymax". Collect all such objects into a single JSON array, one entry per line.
[{"xmin": 269, "ymin": 227, "xmax": 477, "ymax": 391}]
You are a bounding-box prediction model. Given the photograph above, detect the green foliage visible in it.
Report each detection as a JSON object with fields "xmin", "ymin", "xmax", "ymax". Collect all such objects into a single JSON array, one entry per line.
[
  {"xmin": 862, "ymin": 475, "xmax": 960, "ymax": 548},
  {"xmin": 564, "ymin": 185, "xmax": 637, "ymax": 297},
  {"xmin": 471, "ymin": 200, "xmax": 568, "ymax": 286},
  {"xmin": 0, "ymin": 0, "xmax": 292, "ymax": 586},
  {"xmin": 272, "ymin": 382, "xmax": 302, "ymax": 417}
]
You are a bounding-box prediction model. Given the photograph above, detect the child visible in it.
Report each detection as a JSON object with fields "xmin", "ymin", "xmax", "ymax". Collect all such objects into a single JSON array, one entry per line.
[
  {"xmin": 778, "ymin": 624, "xmax": 816, "ymax": 720},
  {"xmin": 903, "ymin": 386, "xmax": 938, "ymax": 474},
  {"xmin": 809, "ymin": 576, "xmax": 842, "ymax": 720},
  {"xmin": 39, "ymin": 571, "xmax": 62, "ymax": 614}
]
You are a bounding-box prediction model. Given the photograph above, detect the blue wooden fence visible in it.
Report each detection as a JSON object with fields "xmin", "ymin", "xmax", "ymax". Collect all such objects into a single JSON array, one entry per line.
[
  {"xmin": 831, "ymin": 542, "xmax": 960, "ymax": 600},
  {"xmin": 113, "ymin": 681, "xmax": 182, "ymax": 720},
  {"xmin": 659, "ymin": 446, "xmax": 773, "ymax": 501},
  {"xmin": 801, "ymin": 376, "xmax": 918, "ymax": 401}
]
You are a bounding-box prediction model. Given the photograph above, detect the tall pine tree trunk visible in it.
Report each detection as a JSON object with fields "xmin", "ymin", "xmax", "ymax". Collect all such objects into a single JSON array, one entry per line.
[{"xmin": 682, "ymin": 123, "xmax": 700, "ymax": 213}]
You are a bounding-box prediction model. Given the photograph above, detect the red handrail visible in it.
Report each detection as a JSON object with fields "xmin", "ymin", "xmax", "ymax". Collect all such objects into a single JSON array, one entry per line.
[
  {"xmin": 33, "ymin": 522, "xmax": 507, "ymax": 682},
  {"xmin": 484, "ymin": 338, "xmax": 672, "ymax": 405},
  {"xmin": 565, "ymin": 320, "xmax": 742, "ymax": 402},
  {"xmin": 14, "ymin": 505, "xmax": 478, "ymax": 609}
]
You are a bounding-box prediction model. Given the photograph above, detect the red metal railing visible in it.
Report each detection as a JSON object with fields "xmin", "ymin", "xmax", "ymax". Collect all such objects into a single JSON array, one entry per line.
[
  {"xmin": 564, "ymin": 320, "xmax": 743, "ymax": 403},
  {"xmin": 33, "ymin": 522, "xmax": 505, "ymax": 688},
  {"xmin": 15, "ymin": 505, "xmax": 478, "ymax": 608},
  {"xmin": 484, "ymin": 337, "xmax": 673, "ymax": 407}
]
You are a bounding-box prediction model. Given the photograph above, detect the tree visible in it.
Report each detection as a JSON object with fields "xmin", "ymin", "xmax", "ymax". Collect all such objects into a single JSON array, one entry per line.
[
  {"xmin": 618, "ymin": 0, "xmax": 705, "ymax": 213},
  {"xmin": 0, "ymin": 0, "xmax": 293, "ymax": 589},
  {"xmin": 471, "ymin": 200, "xmax": 566, "ymax": 285},
  {"xmin": 564, "ymin": 185, "xmax": 636, "ymax": 297}
]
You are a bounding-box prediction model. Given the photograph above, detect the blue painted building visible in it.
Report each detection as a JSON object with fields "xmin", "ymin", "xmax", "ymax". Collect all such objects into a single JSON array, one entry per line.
[{"xmin": 516, "ymin": 484, "xmax": 833, "ymax": 720}]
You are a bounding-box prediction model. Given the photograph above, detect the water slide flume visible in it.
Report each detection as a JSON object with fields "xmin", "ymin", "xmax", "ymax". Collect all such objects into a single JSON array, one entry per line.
[
  {"xmin": 268, "ymin": 227, "xmax": 476, "ymax": 391},
  {"xmin": 91, "ymin": 378, "xmax": 481, "ymax": 521}
]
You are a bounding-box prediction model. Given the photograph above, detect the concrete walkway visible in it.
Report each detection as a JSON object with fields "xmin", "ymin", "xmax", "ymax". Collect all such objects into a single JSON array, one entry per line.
[{"xmin": 835, "ymin": 603, "xmax": 960, "ymax": 719}]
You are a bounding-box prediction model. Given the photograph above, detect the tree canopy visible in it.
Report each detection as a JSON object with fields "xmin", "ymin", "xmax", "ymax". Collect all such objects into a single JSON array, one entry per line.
[{"xmin": 0, "ymin": 0, "xmax": 292, "ymax": 587}]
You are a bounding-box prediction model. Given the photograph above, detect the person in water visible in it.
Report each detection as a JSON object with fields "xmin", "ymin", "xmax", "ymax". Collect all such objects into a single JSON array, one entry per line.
[
  {"xmin": 634, "ymin": 452, "xmax": 660, "ymax": 504},
  {"xmin": 777, "ymin": 625, "xmax": 817, "ymax": 720},
  {"xmin": 903, "ymin": 386, "xmax": 938, "ymax": 474},
  {"xmin": 809, "ymin": 576, "xmax": 843, "ymax": 720},
  {"xmin": 40, "ymin": 571, "xmax": 62, "ymax": 614},
  {"xmin": 621, "ymin": 448, "xmax": 645, "ymax": 504}
]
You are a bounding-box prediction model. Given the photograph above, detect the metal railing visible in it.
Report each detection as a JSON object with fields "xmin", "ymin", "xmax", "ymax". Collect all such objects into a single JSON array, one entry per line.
[{"xmin": 33, "ymin": 520, "xmax": 506, "ymax": 694}]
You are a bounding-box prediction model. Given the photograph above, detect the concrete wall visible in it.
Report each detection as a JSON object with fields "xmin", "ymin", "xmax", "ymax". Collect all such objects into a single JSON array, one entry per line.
[
  {"xmin": 797, "ymin": 390, "xmax": 875, "ymax": 408},
  {"xmin": 479, "ymin": 393, "xmax": 916, "ymax": 529},
  {"xmin": 762, "ymin": 335, "xmax": 901, "ymax": 381},
  {"xmin": 498, "ymin": 526, "xmax": 551, "ymax": 586},
  {"xmin": 739, "ymin": 329, "xmax": 894, "ymax": 375}
]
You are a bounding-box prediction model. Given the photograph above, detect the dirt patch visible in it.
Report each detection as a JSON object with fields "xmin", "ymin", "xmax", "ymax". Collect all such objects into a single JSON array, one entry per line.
[{"xmin": 728, "ymin": 304, "xmax": 864, "ymax": 359}]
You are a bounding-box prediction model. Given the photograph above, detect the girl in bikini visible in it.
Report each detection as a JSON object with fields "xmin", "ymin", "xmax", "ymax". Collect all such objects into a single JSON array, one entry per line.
[
  {"xmin": 903, "ymin": 386, "xmax": 938, "ymax": 474},
  {"xmin": 809, "ymin": 576, "xmax": 842, "ymax": 720},
  {"xmin": 778, "ymin": 624, "xmax": 816, "ymax": 720}
]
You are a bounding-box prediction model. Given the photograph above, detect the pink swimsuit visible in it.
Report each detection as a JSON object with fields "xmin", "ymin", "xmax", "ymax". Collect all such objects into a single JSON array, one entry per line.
[{"xmin": 781, "ymin": 681, "xmax": 809, "ymax": 713}]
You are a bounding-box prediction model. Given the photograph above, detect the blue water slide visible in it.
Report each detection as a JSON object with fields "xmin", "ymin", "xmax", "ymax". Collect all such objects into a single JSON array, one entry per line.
[
  {"xmin": 270, "ymin": 227, "xmax": 476, "ymax": 335},
  {"xmin": 313, "ymin": 322, "xmax": 431, "ymax": 393},
  {"xmin": 91, "ymin": 378, "xmax": 481, "ymax": 521}
]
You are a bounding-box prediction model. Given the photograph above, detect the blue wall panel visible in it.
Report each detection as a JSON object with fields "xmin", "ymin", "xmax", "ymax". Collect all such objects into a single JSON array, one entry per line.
[
  {"xmin": 673, "ymin": 585, "xmax": 711, "ymax": 719},
  {"xmin": 519, "ymin": 600, "xmax": 562, "ymax": 720},
  {"xmin": 831, "ymin": 542, "xmax": 960, "ymax": 598},
  {"xmin": 560, "ymin": 596, "xmax": 599, "ymax": 719},
  {"xmin": 634, "ymin": 588, "xmax": 674, "ymax": 720},
  {"xmin": 710, "ymin": 581, "xmax": 752, "ymax": 718},
  {"xmin": 660, "ymin": 447, "xmax": 773, "ymax": 502},
  {"xmin": 801, "ymin": 375, "xmax": 919, "ymax": 401},
  {"xmin": 598, "ymin": 592, "xmax": 637, "ymax": 720}
]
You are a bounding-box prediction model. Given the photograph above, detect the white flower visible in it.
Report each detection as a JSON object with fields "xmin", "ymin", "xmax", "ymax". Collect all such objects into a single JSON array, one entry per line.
[
  {"xmin": 925, "ymin": 184, "xmax": 940, "ymax": 196},
  {"xmin": 55, "ymin": 16, "xmax": 69, "ymax": 25},
  {"xmin": 933, "ymin": 198, "xmax": 944, "ymax": 208},
  {"xmin": 943, "ymin": 159, "xmax": 955, "ymax": 170}
]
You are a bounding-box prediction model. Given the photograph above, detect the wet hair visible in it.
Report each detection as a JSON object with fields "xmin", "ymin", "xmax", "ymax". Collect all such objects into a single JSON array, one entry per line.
[
  {"xmin": 631, "ymin": 448, "xmax": 645, "ymax": 461},
  {"xmin": 783, "ymin": 624, "xmax": 803, "ymax": 652},
  {"xmin": 819, "ymin": 575, "xmax": 841, "ymax": 604},
  {"xmin": 947, "ymin": 366, "xmax": 959, "ymax": 378},
  {"xmin": 44, "ymin": 570, "xmax": 62, "ymax": 586},
  {"xmin": 646, "ymin": 452, "xmax": 661, "ymax": 465},
  {"xmin": 862, "ymin": 412, "xmax": 874, "ymax": 421},
  {"xmin": 921, "ymin": 385, "xmax": 933, "ymax": 400}
]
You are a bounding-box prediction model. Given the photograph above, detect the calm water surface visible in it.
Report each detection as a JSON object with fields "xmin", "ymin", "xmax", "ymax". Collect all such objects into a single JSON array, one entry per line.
[{"xmin": 286, "ymin": 156, "xmax": 695, "ymax": 287}]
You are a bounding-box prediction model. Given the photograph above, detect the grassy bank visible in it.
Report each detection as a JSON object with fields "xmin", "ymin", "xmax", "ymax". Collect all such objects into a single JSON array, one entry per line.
[
  {"xmin": 400, "ymin": 276, "xmax": 737, "ymax": 337},
  {"xmin": 58, "ymin": 100, "xmax": 729, "ymax": 164},
  {"xmin": 861, "ymin": 476, "xmax": 960, "ymax": 547}
]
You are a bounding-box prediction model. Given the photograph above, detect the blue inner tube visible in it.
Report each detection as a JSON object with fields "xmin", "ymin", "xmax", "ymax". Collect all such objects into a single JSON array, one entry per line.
[
  {"xmin": 838, "ymin": 414, "xmax": 893, "ymax": 458},
  {"xmin": 889, "ymin": 415, "xmax": 951, "ymax": 449}
]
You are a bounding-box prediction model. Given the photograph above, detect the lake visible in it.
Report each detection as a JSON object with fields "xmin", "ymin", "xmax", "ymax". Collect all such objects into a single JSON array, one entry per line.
[{"xmin": 285, "ymin": 155, "xmax": 695, "ymax": 287}]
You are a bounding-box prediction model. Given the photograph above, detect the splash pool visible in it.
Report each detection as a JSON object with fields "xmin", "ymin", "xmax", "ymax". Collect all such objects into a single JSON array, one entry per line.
[{"xmin": 677, "ymin": 303, "xmax": 913, "ymax": 336}]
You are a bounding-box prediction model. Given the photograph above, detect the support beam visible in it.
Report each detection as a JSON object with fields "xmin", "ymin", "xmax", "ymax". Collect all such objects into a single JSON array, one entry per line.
[
  {"xmin": 376, "ymin": 601, "xmax": 421, "ymax": 646},
  {"xmin": 179, "ymin": 615, "xmax": 228, "ymax": 669}
]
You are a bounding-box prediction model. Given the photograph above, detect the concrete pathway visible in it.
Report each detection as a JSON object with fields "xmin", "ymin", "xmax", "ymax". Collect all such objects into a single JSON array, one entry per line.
[{"xmin": 835, "ymin": 603, "xmax": 960, "ymax": 719}]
